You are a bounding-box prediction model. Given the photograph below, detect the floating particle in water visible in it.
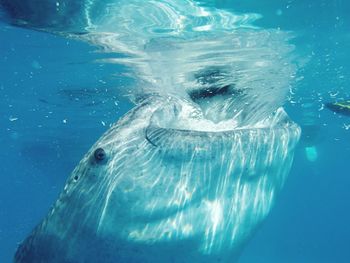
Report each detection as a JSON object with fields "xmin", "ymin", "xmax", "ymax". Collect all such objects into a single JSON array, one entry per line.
[
  {"xmin": 63, "ymin": 119, "xmax": 67, "ymax": 124},
  {"xmin": 305, "ymin": 146, "xmax": 318, "ymax": 162},
  {"xmin": 329, "ymin": 91, "xmax": 339, "ymax": 98},
  {"xmin": 9, "ymin": 116, "xmax": 18, "ymax": 122},
  {"xmin": 276, "ymin": 9, "xmax": 283, "ymax": 16},
  {"xmin": 31, "ymin": 60, "xmax": 42, "ymax": 69},
  {"xmin": 343, "ymin": 123, "xmax": 350, "ymax": 130}
]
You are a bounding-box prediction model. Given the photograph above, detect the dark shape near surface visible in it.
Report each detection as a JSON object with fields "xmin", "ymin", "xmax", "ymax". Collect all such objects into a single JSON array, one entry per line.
[
  {"xmin": 189, "ymin": 67, "xmax": 242, "ymax": 101},
  {"xmin": 326, "ymin": 100, "xmax": 350, "ymax": 116},
  {"xmin": 189, "ymin": 85, "xmax": 233, "ymax": 100},
  {"xmin": 0, "ymin": 0, "xmax": 87, "ymax": 33}
]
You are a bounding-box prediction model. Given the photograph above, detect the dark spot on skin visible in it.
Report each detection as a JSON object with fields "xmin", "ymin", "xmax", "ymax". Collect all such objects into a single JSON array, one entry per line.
[
  {"xmin": 73, "ymin": 175, "xmax": 79, "ymax": 181},
  {"xmin": 94, "ymin": 148, "xmax": 107, "ymax": 163}
]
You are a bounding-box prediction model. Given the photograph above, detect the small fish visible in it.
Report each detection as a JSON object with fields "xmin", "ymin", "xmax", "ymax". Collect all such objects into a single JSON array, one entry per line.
[{"xmin": 326, "ymin": 100, "xmax": 350, "ymax": 116}]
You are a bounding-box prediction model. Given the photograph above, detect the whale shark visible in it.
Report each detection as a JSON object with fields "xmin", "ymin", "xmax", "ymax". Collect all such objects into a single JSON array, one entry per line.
[
  {"xmin": 14, "ymin": 96, "xmax": 300, "ymax": 263},
  {"xmin": 0, "ymin": 1, "xmax": 302, "ymax": 262}
]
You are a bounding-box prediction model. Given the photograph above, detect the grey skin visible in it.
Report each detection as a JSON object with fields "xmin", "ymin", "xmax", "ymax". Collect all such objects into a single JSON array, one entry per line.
[{"xmin": 14, "ymin": 95, "xmax": 300, "ymax": 263}]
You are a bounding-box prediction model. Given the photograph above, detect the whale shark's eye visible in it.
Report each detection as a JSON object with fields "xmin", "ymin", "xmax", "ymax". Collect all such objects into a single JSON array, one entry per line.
[{"xmin": 94, "ymin": 148, "xmax": 106, "ymax": 162}]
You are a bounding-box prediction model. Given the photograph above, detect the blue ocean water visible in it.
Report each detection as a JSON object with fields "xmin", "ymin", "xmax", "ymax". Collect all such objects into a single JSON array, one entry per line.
[{"xmin": 0, "ymin": 1, "xmax": 350, "ymax": 263}]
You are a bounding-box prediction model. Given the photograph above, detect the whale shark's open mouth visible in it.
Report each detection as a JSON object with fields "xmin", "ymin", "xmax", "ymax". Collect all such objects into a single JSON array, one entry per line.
[
  {"xmin": 147, "ymin": 87, "xmax": 295, "ymax": 133},
  {"xmin": 140, "ymin": 123, "xmax": 300, "ymax": 253}
]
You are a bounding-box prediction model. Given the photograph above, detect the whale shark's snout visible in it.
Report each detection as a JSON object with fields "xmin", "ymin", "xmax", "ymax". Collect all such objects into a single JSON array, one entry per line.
[{"xmin": 14, "ymin": 95, "xmax": 300, "ymax": 263}]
